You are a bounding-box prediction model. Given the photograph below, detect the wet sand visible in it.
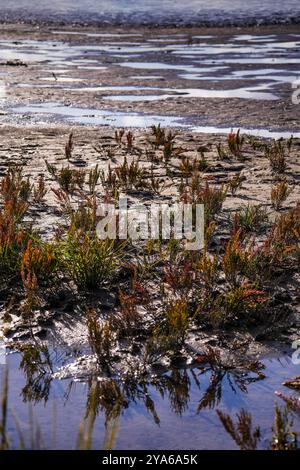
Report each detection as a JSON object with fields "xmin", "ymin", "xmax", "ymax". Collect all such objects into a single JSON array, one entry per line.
[{"xmin": 0, "ymin": 23, "xmax": 300, "ymax": 133}]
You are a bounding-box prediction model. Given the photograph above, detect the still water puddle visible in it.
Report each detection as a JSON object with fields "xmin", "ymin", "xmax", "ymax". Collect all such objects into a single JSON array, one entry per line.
[
  {"xmin": 10, "ymin": 102, "xmax": 300, "ymax": 139},
  {"xmin": 191, "ymin": 125, "xmax": 300, "ymax": 139},
  {"xmin": 2, "ymin": 348, "xmax": 300, "ymax": 450},
  {"xmin": 100, "ymin": 85, "xmax": 278, "ymax": 101},
  {"xmin": 11, "ymin": 102, "xmax": 188, "ymax": 128}
]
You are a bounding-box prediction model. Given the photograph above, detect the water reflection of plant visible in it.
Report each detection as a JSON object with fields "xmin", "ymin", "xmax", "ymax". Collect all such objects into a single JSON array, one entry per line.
[
  {"xmin": 1, "ymin": 356, "xmax": 300, "ymax": 450},
  {"xmin": 17, "ymin": 343, "xmax": 53, "ymax": 404},
  {"xmin": 218, "ymin": 404, "xmax": 299, "ymax": 450},
  {"xmin": 194, "ymin": 347, "xmax": 265, "ymax": 411}
]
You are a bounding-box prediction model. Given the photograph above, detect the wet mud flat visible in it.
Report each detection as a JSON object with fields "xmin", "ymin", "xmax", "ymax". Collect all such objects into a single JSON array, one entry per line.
[
  {"xmin": 0, "ymin": 23, "xmax": 300, "ymax": 450},
  {"xmin": 0, "ymin": 23, "xmax": 300, "ymax": 131}
]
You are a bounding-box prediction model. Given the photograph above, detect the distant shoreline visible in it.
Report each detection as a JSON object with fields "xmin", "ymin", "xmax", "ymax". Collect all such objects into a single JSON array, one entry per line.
[{"xmin": 0, "ymin": 13, "xmax": 299, "ymax": 28}]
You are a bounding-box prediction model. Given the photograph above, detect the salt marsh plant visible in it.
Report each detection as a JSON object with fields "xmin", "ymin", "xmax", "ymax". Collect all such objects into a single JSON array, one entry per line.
[
  {"xmin": 164, "ymin": 256, "xmax": 194, "ymax": 293},
  {"xmin": 150, "ymin": 123, "xmax": 166, "ymax": 148},
  {"xmin": 164, "ymin": 298, "xmax": 189, "ymax": 351},
  {"xmin": 115, "ymin": 129, "xmax": 125, "ymax": 145},
  {"xmin": 232, "ymin": 204, "xmax": 268, "ymax": 234},
  {"xmin": 180, "ymin": 178, "xmax": 227, "ymax": 225},
  {"xmin": 126, "ymin": 131, "xmax": 134, "ymax": 150},
  {"xmin": 271, "ymin": 181, "xmax": 293, "ymax": 211},
  {"xmin": 147, "ymin": 166, "xmax": 167, "ymax": 194},
  {"xmin": 65, "ymin": 132, "xmax": 74, "ymax": 160},
  {"xmin": 1, "ymin": 166, "xmax": 32, "ymax": 202},
  {"xmin": 221, "ymin": 230, "xmax": 249, "ymax": 287},
  {"xmin": 21, "ymin": 239, "xmax": 58, "ymax": 285},
  {"xmin": 196, "ymin": 252, "xmax": 219, "ymax": 294},
  {"xmin": 21, "ymin": 269, "xmax": 40, "ymax": 317},
  {"xmin": 70, "ymin": 197, "xmax": 97, "ymax": 232},
  {"xmin": 227, "ymin": 129, "xmax": 245, "ymax": 159},
  {"xmin": 179, "ymin": 156, "xmax": 209, "ymax": 176},
  {"xmin": 100, "ymin": 165, "xmax": 119, "ymax": 196},
  {"xmin": 57, "ymin": 166, "xmax": 85, "ymax": 193},
  {"xmin": 61, "ymin": 230, "xmax": 122, "ymax": 290},
  {"xmin": 276, "ymin": 392, "xmax": 300, "ymax": 418},
  {"xmin": 224, "ymin": 283, "xmax": 267, "ymax": 319},
  {"xmin": 0, "ymin": 183, "xmax": 31, "ymax": 279},
  {"xmin": 46, "ymin": 161, "xmax": 85, "ymax": 193},
  {"xmin": 114, "ymin": 290, "xmax": 142, "ymax": 336},
  {"xmin": 195, "ymin": 181, "xmax": 227, "ymax": 226},
  {"xmin": 33, "ymin": 175, "xmax": 47, "ymax": 203},
  {"xmin": 88, "ymin": 164, "xmax": 101, "ymax": 194},
  {"xmin": 216, "ymin": 143, "xmax": 230, "ymax": 160},
  {"xmin": 114, "ymin": 157, "xmax": 146, "ymax": 190},
  {"xmin": 265, "ymin": 140, "xmax": 287, "ymax": 174}
]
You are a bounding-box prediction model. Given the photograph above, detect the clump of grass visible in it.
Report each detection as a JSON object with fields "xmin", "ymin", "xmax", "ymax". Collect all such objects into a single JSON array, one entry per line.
[
  {"xmin": 232, "ymin": 204, "xmax": 268, "ymax": 234},
  {"xmin": 88, "ymin": 164, "xmax": 101, "ymax": 194},
  {"xmin": 271, "ymin": 181, "xmax": 293, "ymax": 211},
  {"xmin": 21, "ymin": 239, "xmax": 58, "ymax": 285},
  {"xmin": 33, "ymin": 175, "xmax": 47, "ymax": 203},
  {"xmin": 224, "ymin": 282, "xmax": 267, "ymax": 319},
  {"xmin": 217, "ymin": 408, "xmax": 261, "ymax": 450},
  {"xmin": 46, "ymin": 162, "xmax": 85, "ymax": 193},
  {"xmin": 227, "ymin": 129, "xmax": 245, "ymax": 159},
  {"xmin": 179, "ymin": 156, "xmax": 209, "ymax": 176},
  {"xmin": 65, "ymin": 132, "xmax": 74, "ymax": 160},
  {"xmin": 197, "ymin": 181, "xmax": 227, "ymax": 226},
  {"xmin": 61, "ymin": 230, "xmax": 121, "ymax": 290},
  {"xmin": 180, "ymin": 178, "xmax": 227, "ymax": 226},
  {"xmin": 126, "ymin": 131, "xmax": 134, "ymax": 150},
  {"xmin": 115, "ymin": 129, "xmax": 125, "ymax": 145},
  {"xmin": 265, "ymin": 140, "xmax": 287, "ymax": 174},
  {"xmin": 21, "ymin": 269, "xmax": 40, "ymax": 317},
  {"xmin": 196, "ymin": 252, "xmax": 219, "ymax": 294},
  {"xmin": 150, "ymin": 123, "xmax": 166, "ymax": 148},
  {"xmin": 114, "ymin": 157, "xmax": 146, "ymax": 190},
  {"xmin": 164, "ymin": 256, "xmax": 194, "ymax": 293},
  {"xmin": 221, "ymin": 230, "xmax": 249, "ymax": 287},
  {"xmin": 1, "ymin": 166, "xmax": 32, "ymax": 202},
  {"xmin": 216, "ymin": 143, "xmax": 230, "ymax": 160},
  {"xmin": 164, "ymin": 298, "xmax": 189, "ymax": 352},
  {"xmin": 114, "ymin": 290, "xmax": 143, "ymax": 336}
]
